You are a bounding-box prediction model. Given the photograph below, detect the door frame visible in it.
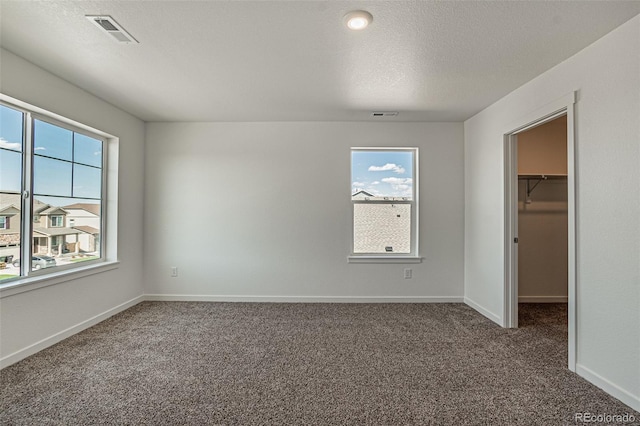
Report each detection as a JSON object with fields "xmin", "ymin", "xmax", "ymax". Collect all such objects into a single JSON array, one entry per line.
[{"xmin": 503, "ymin": 91, "xmax": 577, "ymax": 371}]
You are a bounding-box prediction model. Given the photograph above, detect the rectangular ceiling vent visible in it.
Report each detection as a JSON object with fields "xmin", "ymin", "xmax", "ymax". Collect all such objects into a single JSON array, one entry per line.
[
  {"xmin": 86, "ymin": 15, "xmax": 139, "ymax": 44},
  {"xmin": 371, "ymin": 111, "xmax": 399, "ymax": 117}
]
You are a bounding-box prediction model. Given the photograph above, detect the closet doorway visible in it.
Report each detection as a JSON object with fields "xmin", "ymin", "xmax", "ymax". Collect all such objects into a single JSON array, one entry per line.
[
  {"xmin": 503, "ymin": 92, "xmax": 576, "ymax": 371},
  {"xmin": 517, "ymin": 116, "xmax": 568, "ymax": 306}
]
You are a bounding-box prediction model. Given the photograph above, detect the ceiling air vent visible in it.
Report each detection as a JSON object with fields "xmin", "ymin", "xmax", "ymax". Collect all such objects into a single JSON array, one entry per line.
[
  {"xmin": 86, "ymin": 15, "xmax": 139, "ymax": 44},
  {"xmin": 371, "ymin": 111, "xmax": 399, "ymax": 118}
]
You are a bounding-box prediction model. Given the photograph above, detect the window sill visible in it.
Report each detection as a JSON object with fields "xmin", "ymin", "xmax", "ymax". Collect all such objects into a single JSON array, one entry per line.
[
  {"xmin": 348, "ymin": 256, "xmax": 423, "ymax": 264},
  {"xmin": 0, "ymin": 260, "xmax": 120, "ymax": 298}
]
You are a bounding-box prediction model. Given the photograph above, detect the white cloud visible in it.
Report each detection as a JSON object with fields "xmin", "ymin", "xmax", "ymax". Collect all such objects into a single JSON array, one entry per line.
[
  {"xmin": 0, "ymin": 137, "xmax": 21, "ymax": 151},
  {"xmin": 381, "ymin": 177, "xmax": 412, "ymax": 185},
  {"xmin": 371, "ymin": 181, "xmax": 380, "ymax": 185},
  {"xmin": 35, "ymin": 147, "xmax": 46, "ymax": 151},
  {"xmin": 352, "ymin": 181, "xmax": 365, "ymax": 188},
  {"xmin": 379, "ymin": 177, "xmax": 413, "ymax": 197},
  {"xmin": 368, "ymin": 163, "xmax": 406, "ymax": 174}
]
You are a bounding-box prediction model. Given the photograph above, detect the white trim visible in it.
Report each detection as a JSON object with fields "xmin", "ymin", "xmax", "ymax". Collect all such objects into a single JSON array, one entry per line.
[
  {"xmin": 0, "ymin": 95, "xmax": 119, "ymax": 291},
  {"xmin": 576, "ymin": 364, "xmax": 640, "ymax": 413},
  {"xmin": 0, "ymin": 93, "xmax": 114, "ymax": 139},
  {"xmin": 350, "ymin": 147, "xmax": 419, "ymax": 259},
  {"xmin": 0, "ymin": 261, "xmax": 120, "ymax": 298},
  {"xmin": 463, "ymin": 297, "xmax": 502, "ymax": 325},
  {"xmin": 145, "ymin": 294, "xmax": 463, "ymax": 303},
  {"xmin": 503, "ymin": 91, "xmax": 577, "ymax": 372},
  {"xmin": 518, "ymin": 296, "xmax": 568, "ymax": 303},
  {"xmin": 565, "ymin": 102, "xmax": 577, "ymax": 373},
  {"xmin": 0, "ymin": 295, "xmax": 143, "ymax": 369},
  {"xmin": 504, "ymin": 133, "xmax": 519, "ymax": 328},
  {"xmin": 348, "ymin": 256, "xmax": 423, "ymax": 264},
  {"xmin": 504, "ymin": 92, "xmax": 575, "ymax": 136}
]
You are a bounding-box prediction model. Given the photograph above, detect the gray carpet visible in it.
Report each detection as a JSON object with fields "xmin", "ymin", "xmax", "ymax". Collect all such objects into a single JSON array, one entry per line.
[{"xmin": 1, "ymin": 302, "xmax": 638, "ymax": 425}]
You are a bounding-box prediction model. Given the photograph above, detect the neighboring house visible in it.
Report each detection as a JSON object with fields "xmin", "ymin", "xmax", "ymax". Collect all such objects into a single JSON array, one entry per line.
[
  {"xmin": 352, "ymin": 191, "xmax": 411, "ymax": 254},
  {"xmin": 33, "ymin": 204, "xmax": 81, "ymax": 256},
  {"xmin": 0, "ymin": 194, "xmax": 86, "ymax": 259},
  {"xmin": 0, "ymin": 197, "xmax": 21, "ymax": 262},
  {"xmin": 351, "ymin": 190, "xmax": 374, "ymax": 200},
  {"xmin": 62, "ymin": 203, "xmax": 101, "ymax": 253}
]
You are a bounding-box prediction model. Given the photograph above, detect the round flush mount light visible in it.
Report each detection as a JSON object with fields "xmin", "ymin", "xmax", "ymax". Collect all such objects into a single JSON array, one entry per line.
[{"xmin": 344, "ymin": 10, "xmax": 373, "ymax": 30}]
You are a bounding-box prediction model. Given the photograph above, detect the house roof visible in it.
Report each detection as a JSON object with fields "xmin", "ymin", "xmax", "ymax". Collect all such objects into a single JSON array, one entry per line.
[
  {"xmin": 73, "ymin": 226, "xmax": 100, "ymax": 235},
  {"xmin": 352, "ymin": 190, "xmax": 374, "ymax": 198},
  {"xmin": 63, "ymin": 203, "xmax": 100, "ymax": 216},
  {"xmin": 0, "ymin": 194, "xmax": 22, "ymax": 212},
  {"xmin": 39, "ymin": 206, "xmax": 68, "ymax": 215},
  {"xmin": 0, "ymin": 205, "xmax": 20, "ymax": 216},
  {"xmin": 352, "ymin": 191, "xmax": 410, "ymax": 202},
  {"xmin": 33, "ymin": 227, "xmax": 80, "ymax": 237}
]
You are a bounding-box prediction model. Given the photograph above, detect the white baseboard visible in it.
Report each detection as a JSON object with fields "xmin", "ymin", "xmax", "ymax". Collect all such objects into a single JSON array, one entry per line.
[
  {"xmin": 464, "ymin": 297, "xmax": 502, "ymax": 326},
  {"xmin": 0, "ymin": 295, "xmax": 144, "ymax": 369},
  {"xmin": 576, "ymin": 363, "xmax": 640, "ymax": 413},
  {"xmin": 144, "ymin": 294, "xmax": 464, "ymax": 303},
  {"xmin": 518, "ymin": 296, "xmax": 568, "ymax": 303}
]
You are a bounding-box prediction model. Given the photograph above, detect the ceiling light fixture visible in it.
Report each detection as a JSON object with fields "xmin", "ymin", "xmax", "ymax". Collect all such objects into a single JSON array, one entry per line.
[{"xmin": 344, "ymin": 10, "xmax": 373, "ymax": 30}]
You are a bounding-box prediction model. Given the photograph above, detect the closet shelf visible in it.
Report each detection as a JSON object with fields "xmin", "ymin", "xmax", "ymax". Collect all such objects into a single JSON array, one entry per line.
[
  {"xmin": 518, "ymin": 174, "xmax": 567, "ymax": 200},
  {"xmin": 518, "ymin": 174, "xmax": 567, "ymax": 180}
]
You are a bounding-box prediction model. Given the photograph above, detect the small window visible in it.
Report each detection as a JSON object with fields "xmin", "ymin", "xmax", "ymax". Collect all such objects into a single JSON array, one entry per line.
[
  {"xmin": 51, "ymin": 215, "xmax": 64, "ymax": 227},
  {"xmin": 350, "ymin": 148, "xmax": 419, "ymax": 261},
  {"xmin": 0, "ymin": 216, "xmax": 8, "ymax": 229}
]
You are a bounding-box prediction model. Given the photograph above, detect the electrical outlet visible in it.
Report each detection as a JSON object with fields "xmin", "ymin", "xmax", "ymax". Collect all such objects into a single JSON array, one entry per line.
[
  {"xmin": 404, "ymin": 268, "xmax": 412, "ymax": 279},
  {"xmin": 171, "ymin": 266, "xmax": 178, "ymax": 277}
]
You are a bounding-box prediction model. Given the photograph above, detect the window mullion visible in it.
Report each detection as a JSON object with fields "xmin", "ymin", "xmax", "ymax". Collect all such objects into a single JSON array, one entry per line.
[{"xmin": 20, "ymin": 113, "xmax": 34, "ymax": 277}]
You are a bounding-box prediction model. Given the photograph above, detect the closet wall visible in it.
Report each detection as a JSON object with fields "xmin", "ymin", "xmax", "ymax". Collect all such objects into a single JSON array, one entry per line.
[{"xmin": 517, "ymin": 116, "xmax": 568, "ymax": 301}]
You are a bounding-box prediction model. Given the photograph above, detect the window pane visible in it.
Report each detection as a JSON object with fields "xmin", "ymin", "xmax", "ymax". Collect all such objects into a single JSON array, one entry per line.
[
  {"xmin": 33, "ymin": 156, "xmax": 72, "ymax": 197},
  {"xmin": 31, "ymin": 197, "xmax": 101, "ymax": 269},
  {"xmin": 353, "ymin": 203, "xmax": 411, "ymax": 254},
  {"xmin": 0, "ymin": 149, "xmax": 23, "ymax": 192},
  {"xmin": 0, "ymin": 105, "xmax": 24, "ymax": 282},
  {"xmin": 73, "ymin": 164, "xmax": 102, "ymax": 199},
  {"xmin": 0, "ymin": 105, "xmax": 23, "ymax": 152},
  {"xmin": 0, "ymin": 193, "xmax": 22, "ymax": 282},
  {"xmin": 351, "ymin": 150, "xmax": 414, "ymax": 199},
  {"xmin": 74, "ymin": 133, "xmax": 102, "ymax": 167},
  {"xmin": 34, "ymin": 119, "xmax": 73, "ymax": 161}
]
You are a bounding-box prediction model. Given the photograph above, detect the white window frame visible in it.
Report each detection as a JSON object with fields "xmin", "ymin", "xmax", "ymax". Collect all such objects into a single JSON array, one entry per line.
[
  {"xmin": 0, "ymin": 94, "xmax": 119, "ymax": 294},
  {"xmin": 348, "ymin": 147, "xmax": 421, "ymax": 264},
  {"xmin": 0, "ymin": 216, "xmax": 7, "ymax": 229}
]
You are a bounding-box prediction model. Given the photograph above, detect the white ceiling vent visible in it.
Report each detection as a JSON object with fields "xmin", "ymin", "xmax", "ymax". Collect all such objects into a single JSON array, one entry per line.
[
  {"xmin": 371, "ymin": 112, "xmax": 399, "ymax": 117},
  {"xmin": 86, "ymin": 15, "xmax": 139, "ymax": 44}
]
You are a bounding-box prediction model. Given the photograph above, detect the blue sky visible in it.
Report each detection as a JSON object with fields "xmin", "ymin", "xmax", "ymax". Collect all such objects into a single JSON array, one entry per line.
[
  {"xmin": 351, "ymin": 150, "xmax": 414, "ymax": 198},
  {"xmin": 1, "ymin": 104, "xmax": 102, "ymax": 206}
]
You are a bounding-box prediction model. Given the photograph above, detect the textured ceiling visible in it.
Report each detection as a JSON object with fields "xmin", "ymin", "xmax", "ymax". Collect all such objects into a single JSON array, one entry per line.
[{"xmin": 1, "ymin": 1, "xmax": 639, "ymax": 122}]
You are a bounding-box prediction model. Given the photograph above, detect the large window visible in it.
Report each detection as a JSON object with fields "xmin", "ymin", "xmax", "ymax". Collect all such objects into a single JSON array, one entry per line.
[
  {"xmin": 0, "ymin": 101, "xmax": 107, "ymax": 283},
  {"xmin": 350, "ymin": 148, "xmax": 419, "ymax": 261}
]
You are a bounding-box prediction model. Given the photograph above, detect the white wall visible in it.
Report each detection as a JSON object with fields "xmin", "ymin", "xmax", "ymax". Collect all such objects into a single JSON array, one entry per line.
[
  {"xmin": 144, "ymin": 122, "xmax": 464, "ymax": 301},
  {"xmin": 517, "ymin": 179, "xmax": 568, "ymax": 300},
  {"xmin": 464, "ymin": 16, "xmax": 640, "ymax": 410},
  {"xmin": 0, "ymin": 49, "xmax": 146, "ymax": 364}
]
